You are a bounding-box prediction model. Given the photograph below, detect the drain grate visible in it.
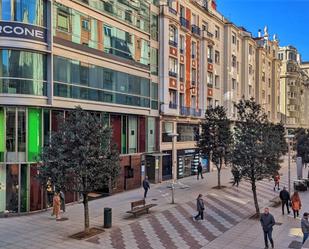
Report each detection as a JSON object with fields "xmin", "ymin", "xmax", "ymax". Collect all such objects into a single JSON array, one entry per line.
[{"xmin": 288, "ymin": 240, "xmax": 302, "ymax": 249}]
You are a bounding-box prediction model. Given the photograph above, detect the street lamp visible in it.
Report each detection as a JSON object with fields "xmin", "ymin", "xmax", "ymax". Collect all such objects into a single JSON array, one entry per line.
[
  {"xmin": 168, "ymin": 132, "xmax": 178, "ymax": 204},
  {"xmin": 285, "ymin": 134, "xmax": 295, "ymax": 193}
]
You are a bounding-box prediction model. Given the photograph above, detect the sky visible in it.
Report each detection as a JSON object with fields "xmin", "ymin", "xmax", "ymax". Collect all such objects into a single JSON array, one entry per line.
[{"xmin": 217, "ymin": 0, "xmax": 309, "ymax": 61}]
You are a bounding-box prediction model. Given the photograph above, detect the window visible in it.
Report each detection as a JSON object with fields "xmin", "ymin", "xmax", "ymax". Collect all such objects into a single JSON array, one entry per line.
[
  {"xmin": 150, "ymin": 13, "xmax": 158, "ymax": 41},
  {"xmin": 180, "ymin": 64, "xmax": 185, "ymax": 81},
  {"xmin": 249, "ymin": 85, "xmax": 252, "ymax": 95},
  {"xmin": 268, "ymin": 78, "xmax": 271, "ymax": 88},
  {"xmin": 249, "ymin": 44, "xmax": 253, "ymax": 55},
  {"xmin": 57, "ymin": 12, "xmax": 69, "ymax": 31},
  {"xmin": 192, "ymin": 42, "xmax": 196, "ymax": 58},
  {"xmin": 215, "ymin": 75, "xmax": 220, "ymax": 88},
  {"xmin": 192, "ymin": 13, "xmax": 197, "ymax": 26},
  {"xmin": 215, "ymin": 26, "xmax": 220, "ymax": 39},
  {"xmin": 150, "ymin": 47, "xmax": 158, "ymax": 75},
  {"xmin": 249, "ymin": 64, "xmax": 253, "ymax": 74},
  {"xmin": 207, "ymin": 45, "xmax": 213, "ymax": 62},
  {"xmin": 262, "ymin": 90, "xmax": 265, "ymax": 99},
  {"xmin": 215, "ymin": 100, "xmax": 219, "ymax": 107},
  {"xmin": 169, "ymin": 90, "xmax": 177, "ymax": 109},
  {"xmin": 232, "ymin": 32, "xmax": 236, "ymax": 44},
  {"xmin": 232, "ymin": 55, "xmax": 236, "ymax": 67},
  {"xmin": 232, "ymin": 78, "xmax": 236, "ymax": 90},
  {"xmin": 192, "ymin": 69, "xmax": 196, "ymax": 85},
  {"xmin": 268, "ymin": 95, "xmax": 271, "ymax": 104},
  {"xmin": 191, "ymin": 96, "xmax": 196, "ymax": 108},
  {"xmin": 202, "ymin": 21, "xmax": 208, "ymax": 31},
  {"xmin": 169, "ymin": 25, "xmax": 177, "ymax": 46},
  {"xmin": 128, "ymin": 116, "xmax": 137, "ymax": 153},
  {"xmin": 207, "ymin": 72, "xmax": 213, "ymax": 86},
  {"xmin": 180, "ymin": 5, "xmax": 185, "ymax": 18},
  {"xmin": 82, "ymin": 19, "xmax": 90, "ymax": 31},
  {"xmin": 162, "ymin": 122, "xmax": 173, "ymax": 142},
  {"xmin": 179, "ymin": 93, "xmax": 184, "ymax": 107},
  {"xmin": 215, "ymin": 50, "xmax": 220, "ymax": 64},
  {"xmin": 169, "ymin": 57, "xmax": 178, "ymax": 76},
  {"xmin": 177, "ymin": 124, "xmax": 199, "ymax": 142},
  {"xmin": 207, "ymin": 98, "xmax": 212, "ymax": 107},
  {"xmin": 180, "ymin": 35, "xmax": 185, "ymax": 53},
  {"xmin": 262, "ymin": 72, "xmax": 265, "ymax": 81},
  {"xmin": 236, "ymin": 39, "xmax": 239, "ymax": 51}
]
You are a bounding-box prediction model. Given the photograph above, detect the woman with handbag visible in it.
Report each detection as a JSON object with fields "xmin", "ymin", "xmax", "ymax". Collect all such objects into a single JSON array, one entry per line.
[
  {"xmin": 291, "ymin": 191, "xmax": 302, "ymax": 219},
  {"xmin": 193, "ymin": 194, "xmax": 205, "ymax": 221}
]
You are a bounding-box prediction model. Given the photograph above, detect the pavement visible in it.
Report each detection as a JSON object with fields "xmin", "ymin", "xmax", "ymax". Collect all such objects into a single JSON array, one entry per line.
[{"xmin": 0, "ymin": 157, "xmax": 309, "ymax": 249}]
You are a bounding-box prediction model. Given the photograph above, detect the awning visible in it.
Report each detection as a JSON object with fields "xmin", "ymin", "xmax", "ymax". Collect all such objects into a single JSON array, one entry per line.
[{"xmin": 145, "ymin": 153, "xmax": 171, "ymax": 157}]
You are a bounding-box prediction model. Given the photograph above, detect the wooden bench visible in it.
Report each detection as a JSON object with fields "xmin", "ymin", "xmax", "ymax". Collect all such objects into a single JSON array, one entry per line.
[{"xmin": 126, "ymin": 199, "xmax": 157, "ymax": 218}]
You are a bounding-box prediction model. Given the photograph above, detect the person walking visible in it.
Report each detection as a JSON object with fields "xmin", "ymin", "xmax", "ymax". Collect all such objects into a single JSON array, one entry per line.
[
  {"xmin": 260, "ymin": 207, "xmax": 275, "ymax": 249},
  {"xmin": 290, "ymin": 191, "xmax": 301, "ymax": 219},
  {"xmin": 143, "ymin": 176, "xmax": 150, "ymax": 199},
  {"xmin": 52, "ymin": 192, "xmax": 61, "ymax": 220},
  {"xmin": 193, "ymin": 194, "xmax": 205, "ymax": 221},
  {"xmin": 60, "ymin": 190, "xmax": 65, "ymax": 212},
  {"xmin": 197, "ymin": 162, "xmax": 204, "ymax": 180},
  {"xmin": 302, "ymin": 212, "xmax": 309, "ymax": 244},
  {"xmin": 232, "ymin": 166, "xmax": 240, "ymax": 187},
  {"xmin": 273, "ymin": 173, "xmax": 280, "ymax": 191},
  {"xmin": 279, "ymin": 186, "xmax": 291, "ymax": 215}
]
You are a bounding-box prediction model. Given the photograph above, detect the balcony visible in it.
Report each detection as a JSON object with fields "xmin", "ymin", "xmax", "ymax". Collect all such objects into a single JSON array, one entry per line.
[
  {"xmin": 180, "ymin": 48, "xmax": 184, "ymax": 54},
  {"xmin": 191, "ymin": 25, "xmax": 201, "ymax": 36},
  {"xmin": 192, "ymin": 80, "xmax": 196, "ymax": 85},
  {"xmin": 180, "ymin": 77, "xmax": 184, "ymax": 82},
  {"xmin": 180, "ymin": 106, "xmax": 190, "ymax": 116},
  {"xmin": 169, "ymin": 71, "xmax": 177, "ymax": 78},
  {"xmin": 191, "ymin": 108, "xmax": 202, "ymax": 117},
  {"xmin": 207, "ymin": 58, "xmax": 213, "ymax": 63},
  {"xmin": 207, "ymin": 83, "xmax": 213, "ymax": 88},
  {"xmin": 192, "ymin": 54, "xmax": 195, "ymax": 59},
  {"xmin": 169, "ymin": 7, "xmax": 177, "ymax": 15},
  {"xmin": 180, "ymin": 17, "xmax": 190, "ymax": 29},
  {"xmin": 169, "ymin": 102, "xmax": 177, "ymax": 109},
  {"xmin": 169, "ymin": 40, "xmax": 178, "ymax": 47}
]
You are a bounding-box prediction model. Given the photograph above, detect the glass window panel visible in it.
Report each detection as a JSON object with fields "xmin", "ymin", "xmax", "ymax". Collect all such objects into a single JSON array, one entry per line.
[
  {"xmin": 151, "ymin": 82, "xmax": 158, "ymax": 100},
  {"xmin": 43, "ymin": 109, "xmax": 50, "ymax": 146},
  {"xmin": 6, "ymin": 107, "xmax": 16, "ymax": 153},
  {"xmin": 128, "ymin": 116, "xmax": 137, "ymax": 154},
  {"xmin": 147, "ymin": 117, "xmax": 155, "ymax": 152},
  {"xmin": 6, "ymin": 164, "xmax": 19, "ymax": 213},
  {"xmin": 28, "ymin": 108, "xmax": 42, "ymax": 162},
  {"xmin": 0, "ymin": 108, "xmax": 4, "ymax": 162},
  {"xmin": 17, "ymin": 108, "xmax": 26, "ymax": 161},
  {"xmin": 162, "ymin": 122, "xmax": 173, "ymax": 142},
  {"xmin": 121, "ymin": 116, "xmax": 127, "ymax": 154}
]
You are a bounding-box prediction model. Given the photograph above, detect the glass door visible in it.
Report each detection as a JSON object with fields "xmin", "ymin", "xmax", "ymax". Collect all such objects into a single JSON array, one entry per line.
[{"xmin": 0, "ymin": 165, "xmax": 5, "ymax": 213}]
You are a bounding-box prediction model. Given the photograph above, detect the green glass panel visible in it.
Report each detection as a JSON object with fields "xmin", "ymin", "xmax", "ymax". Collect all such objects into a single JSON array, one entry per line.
[
  {"xmin": 28, "ymin": 108, "xmax": 42, "ymax": 162},
  {"xmin": 0, "ymin": 108, "xmax": 4, "ymax": 162}
]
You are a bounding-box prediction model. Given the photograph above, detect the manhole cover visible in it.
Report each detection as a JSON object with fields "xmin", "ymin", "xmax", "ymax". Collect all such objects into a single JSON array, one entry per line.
[
  {"xmin": 288, "ymin": 240, "xmax": 302, "ymax": 249},
  {"xmin": 275, "ymin": 222, "xmax": 282, "ymax": 226}
]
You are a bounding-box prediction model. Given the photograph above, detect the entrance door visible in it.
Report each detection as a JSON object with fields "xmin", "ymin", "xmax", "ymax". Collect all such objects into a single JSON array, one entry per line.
[
  {"xmin": 6, "ymin": 164, "xmax": 19, "ymax": 213},
  {"xmin": 0, "ymin": 165, "xmax": 5, "ymax": 212},
  {"xmin": 20, "ymin": 164, "xmax": 29, "ymax": 212}
]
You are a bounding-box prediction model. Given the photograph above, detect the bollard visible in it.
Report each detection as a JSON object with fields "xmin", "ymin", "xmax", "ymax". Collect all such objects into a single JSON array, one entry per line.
[{"xmin": 104, "ymin": 207, "xmax": 112, "ymax": 228}]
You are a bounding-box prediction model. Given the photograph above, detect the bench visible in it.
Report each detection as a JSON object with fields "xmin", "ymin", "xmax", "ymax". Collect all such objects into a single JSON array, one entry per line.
[{"xmin": 126, "ymin": 199, "xmax": 157, "ymax": 218}]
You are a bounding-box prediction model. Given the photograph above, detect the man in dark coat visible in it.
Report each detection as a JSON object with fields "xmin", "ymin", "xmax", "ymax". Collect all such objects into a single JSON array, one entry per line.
[
  {"xmin": 197, "ymin": 162, "xmax": 204, "ymax": 180},
  {"xmin": 260, "ymin": 207, "xmax": 275, "ymax": 249},
  {"xmin": 232, "ymin": 166, "xmax": 240, "ymax": 187},
  {"xmin": 193, "ymin": 194, "xmax": 205, "ymax": 221},
  {"xmin": 143, "ymin": 176, "xmax": 150, "ymax": 198},
  {"xmin": 279, "ymin": 186, "xmax": 291, "ymax": 215}
]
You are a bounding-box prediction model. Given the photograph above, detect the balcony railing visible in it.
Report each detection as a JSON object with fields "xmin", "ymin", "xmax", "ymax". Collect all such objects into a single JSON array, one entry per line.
[
  {"xmin": 180, "ymin": 17, "xmax": 190, "ymax": 29},
  {"xmin": 191, "ymin": 108, "xmax": 202, "ymax": 117},
  {"xmin": 207, "ymin": 83, "xmax": 213, "ymax": 88},
  {"xmin": 169, "ymin": 102, "xmax": 177, "ymax": 109},
  {"xmin": 180, "ymin": 48, "xmax": 184, "ymax": 54},
  {"xmin": 207, "ymin": 31, "xmax": 214, "ymax": 38},
  {"xmin": 192, "ymin": 54, "xmax": 195, "ymax": 59},
  {"xmin": 192, "ymin": 80, "xmax": 196, "ymax": 85},
  {"xmin": 191, "ymin": 25, "xmax": 201, "ymax": 36},
  {"xmin": 169, "ymin": 71, "xmax": 178, "ymax": 77},
  {"xmin": 169, "ymin": 6, "xmax": 177, "ymax": 15},
  {"xmin": 207, "ymin": 58, "xmax": 213, "ymax": 63},
  {"xmin": 180, "ymin": 106, "xmax": 190, "ymax": 116},
  {"xmin": 179, "ymin": 107, "xmax": 202, "ymax": 117},
  {"xmin": 180, "ymin": 77, "xmax": 184, "ymax": 82},
  {"xmin": 169, "ymin": 40, "xmax": 178, "ymax": 47}
]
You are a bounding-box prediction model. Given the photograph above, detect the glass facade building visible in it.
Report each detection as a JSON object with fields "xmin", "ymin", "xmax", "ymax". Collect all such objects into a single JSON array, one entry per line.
[{"xmin": 0, "ymin": 0, "xmax": 159, "ymax": 214}]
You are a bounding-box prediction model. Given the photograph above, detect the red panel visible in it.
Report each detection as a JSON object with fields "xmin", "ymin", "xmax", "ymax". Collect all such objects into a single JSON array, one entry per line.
[
  {"xmin": 30, "ymin": 164, "xmax": 46, "ymax": 211},
  {"xmin": 111, "ymin": 115, "xmax": 121, "ymax": 152},
  {"xmin": 139, "ymin": 116, "xmax": 146, "ymax": 153}
]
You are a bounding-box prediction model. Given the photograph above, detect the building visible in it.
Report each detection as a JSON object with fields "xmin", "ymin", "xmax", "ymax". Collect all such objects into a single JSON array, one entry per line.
[
  {"xmin": 159, "ymin": 0, "xmax": 224, "ymax": 180},
  {"xmin": 278, "ymin": 46, "xmax": 309, "ymax": 128},
  {"xmin": 255, "ymin": 28, "xmax": 281, "ymax": 123},
  {"xmin": 0, "ymin": 0, "xmax": 160, "ymax": 214}
]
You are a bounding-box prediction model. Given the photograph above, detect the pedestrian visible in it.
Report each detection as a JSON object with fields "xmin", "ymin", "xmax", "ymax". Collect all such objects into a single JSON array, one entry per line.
[
  {"xmin": 290, "ymin": 191, "xmax": 301, "ymax": 219},
  {"xmin": 273, "ymin": 173, "xmax": 280, "ymax": 191},
  {"xmin": 279, "ymin": 187, "xmax": 291, "ymax": 215},
  {"xmin": 260, "ymin": 207, "xmax": 275, "ymax": 249},
  {"xmin": 60, "ymin": 190, "xmax": 65, "ymax": 212},
  {"xmin": 46, "ymin": 178, "xmax": 53, "ymax": 207},
  {"xmin": 232, "ymin": 166, "xmax": 240, "ymax": 187},
  {"xmin": 197, "ymin": 162, "xmax": 204, "ymax": 180},
  {"xmin": 193, "ymin": 194, "xmax": 205, "ymax": 221},
  {"xmin": 143, "ymin": 176, "xmax": 150, "ymax": 198},
  {"xmin": 52, "ymin": 192, "xmax": 61, "ymax": 220},
  {"xmin": 301, "ymin": 212, "xmax": 309, "ymax": 244}
]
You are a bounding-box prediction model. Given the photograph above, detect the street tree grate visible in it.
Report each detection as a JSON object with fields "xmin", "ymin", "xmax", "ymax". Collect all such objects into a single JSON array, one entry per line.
[{"xmin": 288, "ymin": 240, "xmax": 302, "ymax": 249}]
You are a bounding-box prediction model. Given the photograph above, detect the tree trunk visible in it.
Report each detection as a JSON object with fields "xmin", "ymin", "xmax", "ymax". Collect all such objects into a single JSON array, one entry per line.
[
  {"xmin": 83, "ymin": 193, "xmax": 90, "ymax": 233},
  {"xmin": 251, "ymin": 180, "xmax": 260, "ymax": 216}
]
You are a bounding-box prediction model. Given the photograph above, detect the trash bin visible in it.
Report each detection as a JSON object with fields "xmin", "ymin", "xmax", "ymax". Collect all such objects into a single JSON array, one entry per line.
[{"xmin": 104, "ymin": 207, "xmax": 112, "ymax": 228}]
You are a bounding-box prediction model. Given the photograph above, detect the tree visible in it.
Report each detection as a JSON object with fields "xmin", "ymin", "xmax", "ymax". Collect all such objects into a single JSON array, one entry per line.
[
  {"xmin": 39, "ymin": 107, "xmax": 120, "ymax": 233},
  {"xmin": 231, "ymin": 98, "xmax": 287, "ymax": 216},
  {"xmin": 198, "ymin": 105, "xmax": 231, "ymax": 188},
  {"xmin": 294, "ymin": 128, "xmax": 309, "ymax": 166}
]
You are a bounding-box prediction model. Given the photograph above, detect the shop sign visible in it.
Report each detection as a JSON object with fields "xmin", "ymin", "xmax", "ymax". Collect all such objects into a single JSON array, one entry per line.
[{"xmin": 0, "ymin": 21, "xmax": 46, "ymax": 42}]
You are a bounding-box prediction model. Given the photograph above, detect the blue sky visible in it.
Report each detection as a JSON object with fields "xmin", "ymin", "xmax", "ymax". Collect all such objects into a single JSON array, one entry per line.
[{"xmin": 217, "ymin": 0, "xmax": 309, "ymax": 61}]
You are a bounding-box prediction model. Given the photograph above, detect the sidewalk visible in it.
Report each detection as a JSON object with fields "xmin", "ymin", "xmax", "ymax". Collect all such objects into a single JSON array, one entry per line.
[{"xmin": 0, "ymin": 157, "xmax": 308, "ymax": 249}]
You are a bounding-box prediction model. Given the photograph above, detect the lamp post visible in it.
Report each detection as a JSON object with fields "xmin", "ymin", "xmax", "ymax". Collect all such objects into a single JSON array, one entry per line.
[
  {"xmin": 285, "ymin": 134, "xmax": 295, "ymax": 194},
  {"xmin": 168, "ymin": 132, "xmax": 178, "ymax": 204}
]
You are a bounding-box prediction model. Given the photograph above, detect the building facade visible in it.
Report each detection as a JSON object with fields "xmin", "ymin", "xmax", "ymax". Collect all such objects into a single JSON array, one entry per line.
[
  {"xmin": 278, "ymin": 46, "xmax": 309, "ymax": 128},
  {"xmin": 0, "ymin": 0, "xmax": 160, "ymax": 214}
]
